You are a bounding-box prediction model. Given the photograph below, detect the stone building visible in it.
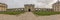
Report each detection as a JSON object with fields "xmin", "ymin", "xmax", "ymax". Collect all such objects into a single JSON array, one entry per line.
[
  {"xmin": 7, "ymin": 4, "xmax": 52, "ymax": 12},
  {"xmin": 24, "ymin": 4, "xmax": 52, "ymax": 12},
  {"xmin": 7, "ymin": 8, "xmax": 24, "ymax": 11},
  {"xmin": 0, "ymin": 3, "xmax": 7, "ymax": 11},
  {"xmin": 24, "ymin": 4, "xmax": 35, "ymax": 12},
  {"xmin": 52, "ymin": 0, "xmax": 60, "ymax": 12}
]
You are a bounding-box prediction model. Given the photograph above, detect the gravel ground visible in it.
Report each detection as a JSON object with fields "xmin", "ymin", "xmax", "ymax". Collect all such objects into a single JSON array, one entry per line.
[{"xmin": 0, "ymin": 12, "xmax": 60, "ymax": 20}]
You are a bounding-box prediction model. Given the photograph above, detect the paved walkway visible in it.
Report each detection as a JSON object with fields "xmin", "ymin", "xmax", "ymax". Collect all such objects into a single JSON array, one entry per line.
[{"xmin": 0, "ymin": 12, "xmax": 60, "ymax": 20}]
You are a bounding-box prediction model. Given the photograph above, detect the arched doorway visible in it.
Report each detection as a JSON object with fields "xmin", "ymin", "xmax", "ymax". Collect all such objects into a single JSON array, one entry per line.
[
  {"xmin": 28, "ymin": 9, "xmax": 31, "ymax": 12},
  {"xmin": 24, "ymin": 4, "xmax": 35, "ymax": 12}
]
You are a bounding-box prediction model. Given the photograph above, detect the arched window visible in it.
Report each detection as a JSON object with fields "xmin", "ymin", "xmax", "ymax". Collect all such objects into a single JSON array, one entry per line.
[
  {"xmin": 39, "ymin": 9, "xmax": 40, "ymax": 10},
  {"xmin": 16, "ymin": 9, "xmax": 18, "ymax": 10},
  {"xmin": 18, "ymin": 9, "xmax": 20, "ymax": 10},
  {"xmin": 36, "ymin": 9, "xmax": 38, "ymax": 10},
  {"xmin": 21, "ymin": 9, "xmax": 23, "ymax": 10}
]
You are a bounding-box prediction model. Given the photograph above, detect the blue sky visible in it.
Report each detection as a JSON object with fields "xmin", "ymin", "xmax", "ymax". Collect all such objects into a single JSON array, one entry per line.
[{"xmin": 0, "ymin": 0, "xmax": 59, "ymax": 9}]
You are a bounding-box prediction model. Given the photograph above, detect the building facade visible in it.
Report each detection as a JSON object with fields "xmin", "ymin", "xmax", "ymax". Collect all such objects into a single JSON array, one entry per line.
[
  {"xmin": 0, "ymin": 3, "xmax": 7, "ymax": 11},
  {"xmin": 52, "ymin": 1, "xmax": 60, "ymax": 12},
  {"xmin": 7, "ymin": 4, "xmax": 52, "ymax": 12},
  {"xmin": 24, "ymin": 4, "xmax": 35, "ymax": 12}
]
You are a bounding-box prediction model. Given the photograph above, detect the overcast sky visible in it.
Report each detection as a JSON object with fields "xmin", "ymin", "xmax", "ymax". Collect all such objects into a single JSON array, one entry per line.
[{"xmin": 0, "ymin": 0, "xmax": 59, "ymax": 9}]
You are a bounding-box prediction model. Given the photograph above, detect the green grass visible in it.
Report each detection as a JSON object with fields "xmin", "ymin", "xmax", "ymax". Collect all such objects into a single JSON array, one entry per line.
[
  {"xmin": 0, "ymin": 11, "xmax": 24, "ymax": 15},
  {"xmin": 33, "ymin": 11, "xmax": 60, "ymax": 16}
]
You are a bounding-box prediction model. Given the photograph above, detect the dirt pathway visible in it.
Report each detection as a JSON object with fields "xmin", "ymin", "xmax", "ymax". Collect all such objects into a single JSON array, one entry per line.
[{"xmin": 0, "ymin": 12, "xmax": 60, "ymax": 20}]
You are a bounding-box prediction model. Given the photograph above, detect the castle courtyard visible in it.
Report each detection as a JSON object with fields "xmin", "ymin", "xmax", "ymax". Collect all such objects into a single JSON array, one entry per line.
[
  {"xmin": 0, "ymin": 0, "xmax": 60, "ymax": 20},
  {"xmin": 0, "ymin": 12, "xmax": 60, "ymax": 20}
]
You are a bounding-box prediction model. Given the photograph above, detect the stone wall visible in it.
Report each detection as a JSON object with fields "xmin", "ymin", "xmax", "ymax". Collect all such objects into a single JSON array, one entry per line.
[
  {"xmin": 7, "ymin": 8, "xmax": 24, "ymax": 11},
  {"xmin": 24, "ymin": 4, "xmax": 35, "ymax": 12},
  {"xmin": 0, "ymin": 3, "xmax": 7, "ymax": 11},
  {"xmin": 52, "ymin": 1, "xmax": 60, "ymax": 12},
  {"xmin": 35, "ymin": 8, "xmax": 53, "ymax": 11}
]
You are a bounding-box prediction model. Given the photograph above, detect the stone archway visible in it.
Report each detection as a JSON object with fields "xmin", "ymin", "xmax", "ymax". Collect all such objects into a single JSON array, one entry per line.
[
  {"xmin": 28, "ymin": 9, "xmax": 31, "ymax": 12},
  {"xmin": 24, "ymin": 4, "xmax": 35, "ymax": 12}
]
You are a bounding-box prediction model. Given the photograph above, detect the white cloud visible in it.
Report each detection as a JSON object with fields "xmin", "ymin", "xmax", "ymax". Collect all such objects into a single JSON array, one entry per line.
[{"xmin": 0, "ymin": 0, "xmax": 58, "ymax": 8}]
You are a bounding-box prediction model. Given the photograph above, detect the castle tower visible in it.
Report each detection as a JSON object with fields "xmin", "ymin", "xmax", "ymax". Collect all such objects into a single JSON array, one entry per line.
[
  {"xmin": 52, "ymin": 0, "xmax": 60, "ymax": 12},
  {"xmin": 0, "ymin": 3, "xmax": 7, "ymax": 11},
  {"xmin": 24, "ymin": 4, "xmax": 35, "ymax": 12}
]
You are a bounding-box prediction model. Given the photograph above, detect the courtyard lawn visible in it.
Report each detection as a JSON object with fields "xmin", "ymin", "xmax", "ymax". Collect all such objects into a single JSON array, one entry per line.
[
  {"xmin": 33, "ymin": 11, "xmax": 60, "ymax": 16},
  {"xmin": 0, "ymin": 11, "xmax": 24, "ymax": 15}
]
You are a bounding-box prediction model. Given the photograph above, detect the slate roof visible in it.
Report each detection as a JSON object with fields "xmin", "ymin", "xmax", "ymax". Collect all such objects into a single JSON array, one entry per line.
[{"xmin": 0, "ymin": 3, "xmax": 7, "ymax": 8}]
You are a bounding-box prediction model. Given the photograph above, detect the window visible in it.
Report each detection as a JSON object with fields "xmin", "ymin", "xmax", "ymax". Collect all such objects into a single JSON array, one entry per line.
[
  {"xmin": 18, "ymin": 9, "xmax": 20, "ymax": 10},
  {"xmin": 39, "ymin": 9, "xmax": 40, "ymax": 10},
  {"xmin": 22, "ymin": 9, "xmax": 23, "ymax": 10},
  {"xmin": 36, "ymin": 9, "xmax": 38, "ymax": 10}
]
